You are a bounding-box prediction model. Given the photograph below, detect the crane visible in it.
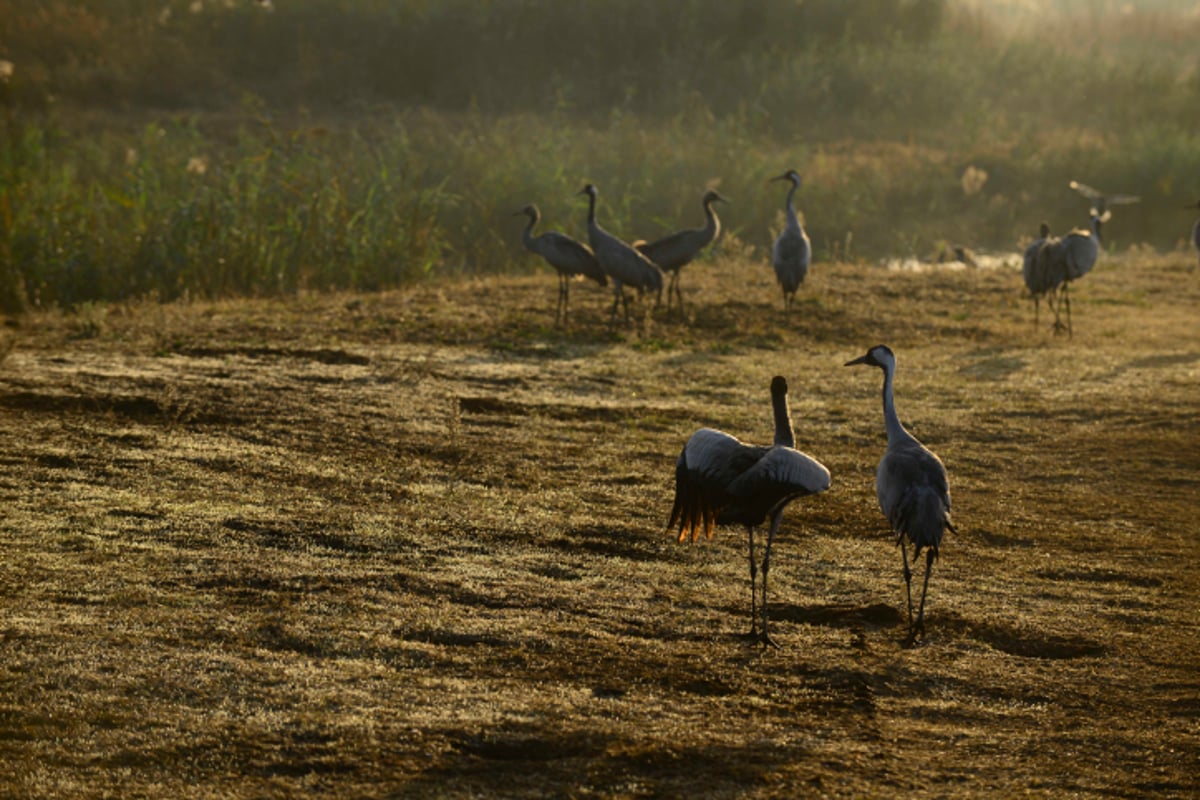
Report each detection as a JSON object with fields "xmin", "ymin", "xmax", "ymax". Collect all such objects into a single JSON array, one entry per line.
[
  {"xmin": 578, "ymin": 184, "xmax": 664, "ymax": 326},
  {"xmin": 514, "ymin": 204, "xmax": 608, "ymax": 326},
  {"xmin": 844, "ymin": 345, "xmax": 956, "ymax": 646},
  {"xmin": 634, "ymin": 189, "xmax": 727, "ymax": 315},
  {"xmin": 1068, "ymin": 180, "xmax": 1140, "ymax": 216},
  {"xmin": 1022, "ymin": 222, "xmax": 1055, "ymax": 328},
  {"xmin": 667, "ymin": 375, "xmax": 831, "ymax": 647},
  {"xmin": 770, "ymin": 170, "xmax": 811, "ymax": 313},
  {"xmin": 1034, "ymin": 207, "xmax": 1108, "ymax": 337}
]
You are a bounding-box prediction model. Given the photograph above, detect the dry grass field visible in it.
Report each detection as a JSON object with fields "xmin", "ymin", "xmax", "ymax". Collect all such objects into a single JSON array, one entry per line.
[{"xmin": 0, "ymin": 252, "xmax": 1197, "ymax": 797}]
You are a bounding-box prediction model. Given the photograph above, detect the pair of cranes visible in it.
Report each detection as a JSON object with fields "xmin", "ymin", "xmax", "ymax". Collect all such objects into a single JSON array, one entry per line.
[
  {"xmin": 1022, "ymin": 180, "xmax": 1140, "ymax": 336},
  {"xmin": 669, "ymin": 345, "xmax": 953, "ymax": 648},
  {"xmin": 515, "ymin": 171, "xmax": 812, "ymax": 325}
]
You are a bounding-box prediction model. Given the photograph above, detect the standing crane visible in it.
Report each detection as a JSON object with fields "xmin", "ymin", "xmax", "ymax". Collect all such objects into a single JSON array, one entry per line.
[
  {"xmin": 1034, "ymin": 207, "xmax": 1108, "ymax": 337},
  {"xmin": 1187, "ymin": 199, "xmax": 1200, "ymax": 269},
  {"xmin": 634, "ymin": 189, "xmax": 727, "ymax": 315},
  {"xmin": 667, "ymin": 375, "xmax": 831, "ymax": 647},
  {"xmin": 1022, "ymin": 222, "xmax": 1056, "ymax": 328},
  {"xmin": 514, "ymin": 204, "xmax": 608, "ymax": 326},
  {"xmin": 577, "ymin": 184, "xmax": 664, "ymax": 326},
  {"xmin": 844, "ymin": 345, "xmax": 956, "ymax": 646},
  {"xmin": 770, "ymin": 170, "xmax": 811, "ymax": 314}
]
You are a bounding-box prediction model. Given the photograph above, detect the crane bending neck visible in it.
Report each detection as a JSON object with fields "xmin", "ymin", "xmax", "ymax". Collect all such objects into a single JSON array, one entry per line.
[{"xmin": 520, "ymin": 214, "xmax": 537, "ymax": 248}]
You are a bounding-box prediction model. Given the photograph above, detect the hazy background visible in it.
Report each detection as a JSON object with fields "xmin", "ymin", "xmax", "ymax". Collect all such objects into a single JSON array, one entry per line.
[{"xmin": 1, "ymin": 0, "xmax": 1198, "ymax": 309}]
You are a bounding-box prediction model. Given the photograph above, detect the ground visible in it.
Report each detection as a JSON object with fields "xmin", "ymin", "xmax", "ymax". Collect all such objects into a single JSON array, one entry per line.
[{"xmin": 0, "ymin": 253, "xmax": 1197, "ymax": 798}]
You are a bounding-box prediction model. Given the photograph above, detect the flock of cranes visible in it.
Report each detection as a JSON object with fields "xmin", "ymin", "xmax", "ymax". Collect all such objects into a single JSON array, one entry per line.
[
  {"xmin": 517, "ymin": 172, "xmax": 811, "ymax": 326},
  {"xmin": 514, "ymin": 173, "xmax": 1192, "ymax": 645},
  {"xmin": 519, "ymin": 173, "xmax": 1192, "ymax": 336}
]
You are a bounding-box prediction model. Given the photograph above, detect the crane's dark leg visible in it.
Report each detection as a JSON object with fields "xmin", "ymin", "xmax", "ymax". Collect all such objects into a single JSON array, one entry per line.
[
  {"xmin": 899, "ymin": 539, "xmax": 914, "ymax": 634},
  {"xmin": 744, "ymin": 525, "xmax": 759, "ymax": 641},
  {"xmin": 1033, "ymin": 294, "xmax": 1039, "ymax": 328},
  {"xmin": 1062, "ymin": 281, "xmax": 1072, "ymax": 338},
  {"xmin": 666, "ymin": 271, "xmax": 678, "ymax": 313},
  {"xmin": 608, "ymin": 287, "xmax": 622, "ymax": 328},
  {"xmin": 905, "ymin": 548, "xmax": 936, "ymax": 647},
  {"xmin": 558, "ymin": 274, "xmax": 569, "ymax": 326},
  {"xmin": 758, "ymin": 511, "xmax": 783, "ymax": 648}
]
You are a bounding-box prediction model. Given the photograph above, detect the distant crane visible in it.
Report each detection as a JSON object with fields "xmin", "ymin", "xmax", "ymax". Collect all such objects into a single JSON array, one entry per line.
[
  {"xmin": 1068, "ymin": 180, "xmax": 1140, "ymax": 217},
  {"xmin": 1022, "ymin": 222, "xmax": 1055, "ymax": 328},
  {"xmin": 514, "ymin": 204, "xmax": 608, "ymax": 326},
  {"xmin": 1034, "ymin": 207, "xmax": 1108, "ymax": 337},
  {"xmin": 667, "ymin": 375, "xmax": 831, "ymax": 647},
  {"xmin": 845, "ymin": 345, "xmax": 956, "ymax": 646},
  {"xmin": 1187, "ymin": 199, "xmax": 1200, "ymax": 269},
  {"xmin": 634, "ymin": 189, "xmax": 727, "ymax": 315},
  {"xmin": 578, "ymin": 184, "xmax": 664, "ymax": 326},
  {"xmin": 770, "ymin": 170, "xmax": 811, "ymax": 313}
]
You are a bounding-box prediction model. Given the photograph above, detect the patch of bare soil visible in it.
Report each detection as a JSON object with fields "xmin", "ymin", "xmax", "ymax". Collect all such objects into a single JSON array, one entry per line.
[{"xmin": 0, "ymin": 255, "xmax": 1197, "ymax": 797}]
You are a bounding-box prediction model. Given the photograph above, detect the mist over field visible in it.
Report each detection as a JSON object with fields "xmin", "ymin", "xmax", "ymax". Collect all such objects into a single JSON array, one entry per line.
[{"xmin": 1, "ymin": 0, "xmax": 1199, "ymax": 308}]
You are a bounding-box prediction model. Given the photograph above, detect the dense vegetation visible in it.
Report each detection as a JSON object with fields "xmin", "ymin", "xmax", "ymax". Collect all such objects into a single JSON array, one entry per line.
[{"xmin": 1, "ymin": 0, "xmax": 1199, "ymax": 310}]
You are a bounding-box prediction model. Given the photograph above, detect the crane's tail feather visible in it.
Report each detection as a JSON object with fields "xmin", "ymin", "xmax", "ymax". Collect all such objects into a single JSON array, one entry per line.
[{"xmin": 666, "ymin": 451, "xmax": 719, "ymax": 543}]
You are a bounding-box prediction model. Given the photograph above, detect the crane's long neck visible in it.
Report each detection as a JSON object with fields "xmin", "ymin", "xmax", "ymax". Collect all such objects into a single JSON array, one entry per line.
[
  {"xmin": 586, "ymin": 191, "xmax": 598, "ymax": 228},
  {"xmin": 771, "ymin": 389, "xmax": 795, "ymax": 448},
  {"xmin": 703, "ymin": 198, "xmax": 721, "ymax": 240},
  {"xmin": 785, "ymin": 182, "xmax": 801, "ymax": 230},
  {"xmin": 880, "ymin": 362, "xmax": 907, "ymax": 444},
  {"xmin": 520, "ymin": 214, "xmax": 537, "ymax": 249},
  {"xmin": 1090, "ymin": 214, "xmax": 1102, "ymax": 243}
]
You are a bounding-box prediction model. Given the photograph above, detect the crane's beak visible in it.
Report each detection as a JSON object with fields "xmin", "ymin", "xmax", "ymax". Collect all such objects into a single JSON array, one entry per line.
[{"xmin": 844, "ymin": 354, "xmax": 869, "ymax": 367}]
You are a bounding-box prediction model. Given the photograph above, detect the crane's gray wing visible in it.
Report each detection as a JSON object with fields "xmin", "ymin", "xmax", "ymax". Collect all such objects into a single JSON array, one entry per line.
[
  {"xmin": 725, "ymin": 446, "xmax": 830, "ymax": 499},
  {"xmin": 877, "ymin": 444, "xmax": 952, "ymax": 552},
  {"xmin": 668, "ymin": 428, "xmax": 765, "ymax": 542},
  {"xmin": 536, "ymin": 231, "xmax": 607, "ymax": 285}
]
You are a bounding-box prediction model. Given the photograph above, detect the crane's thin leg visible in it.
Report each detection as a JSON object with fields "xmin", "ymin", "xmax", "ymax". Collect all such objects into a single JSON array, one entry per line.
[
  {"xmin": 1033, "ymin": 294, "xmax": 1039, "ymax": 328},
  {"xmin": 558, "ymin": 274, "xmax": 568, "ymax": 326},
  {"xmin": 745, "ymin": 525, "xmax": 759, "ymax": 640},
  {"xmin": 906, "ymin": 548, "xmax": 936, "ymax": 647},
  {"xmin": 1062, "ymin": 281, "xmax": 1072, "ymax": 338},
  {"xmin": 899, "ymin": 540, "xmax": 914, "ymax": 633},
  {"xmin": 608, "ymin": 288, "xmax": 622, "ymax": 328},
  {"xmin": 759, "ymin": 511, "xmax": 783, "ymax": 648},
  {"xmin": 666, "ymin": 271, "xmax": 678, "ymax": 313}
]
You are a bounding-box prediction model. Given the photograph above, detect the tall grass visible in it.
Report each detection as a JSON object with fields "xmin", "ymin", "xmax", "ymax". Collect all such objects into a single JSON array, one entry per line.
[{"xmin": 1, "ymin": 0, "xmax": 1199, "ymax": 311}]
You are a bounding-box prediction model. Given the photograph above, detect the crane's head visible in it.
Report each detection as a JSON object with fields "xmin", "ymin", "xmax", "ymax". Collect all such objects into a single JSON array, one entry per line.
[
  {"xmin": 578, "ymin": 184, "xmax": 598, "ymax": 199},
  {"xmin": 703, "ymin": 189, "xmax": 729, "ymax": 206},
  {"xmin": 770, "ymin": 375, "xmax": 788, "ymax": 397},
  {"xmin": 844, "ymin": 344, "xmax": 895, "ymax": 371},
  {"xmin": 512, "ymin": 204, "xmax": 538, "ymax": 219},
  {"xmin": 770, "ymin": 170, "xmax": 802, "ymax": 188},
  {"xmin": 1039, "ymin": 222, "xmax": 1050, "ymax": 238}
]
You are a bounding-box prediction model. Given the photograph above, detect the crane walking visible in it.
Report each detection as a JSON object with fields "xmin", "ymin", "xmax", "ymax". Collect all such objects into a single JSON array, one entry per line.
[
  {"xmin": 667, "ymin": 376, "xmax": 831, "ymax": 647},
  {"xmin": 770, "ymin": 170, "xmax": 811, "ymax": 314},
  {"xmin": 1034, "ymin": 207, "xmax": 1106, "ymax": 337},
  {"xmin": 578, "ymin": 184, "xmax": 664, "ymax": 326},
  {"xmin": 635, "ymin": 189, "xmax": 727, "ymax": 315},
  {"xmin": 845, "ymin": 345, "xmax": 956, "ymax": 646},
  {"xmin": 1022, "ymin": 222, "xmax": 1056, "ymax": 328},
  {"xmin": 514, "ymin": 204, "xmax": 607, "ymax": 326}
]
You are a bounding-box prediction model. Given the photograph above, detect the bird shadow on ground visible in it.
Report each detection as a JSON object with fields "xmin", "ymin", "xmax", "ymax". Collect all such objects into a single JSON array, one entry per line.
[{"xmin": 769, "ymin": 601, "xmax": 904, "ymax": 629}]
